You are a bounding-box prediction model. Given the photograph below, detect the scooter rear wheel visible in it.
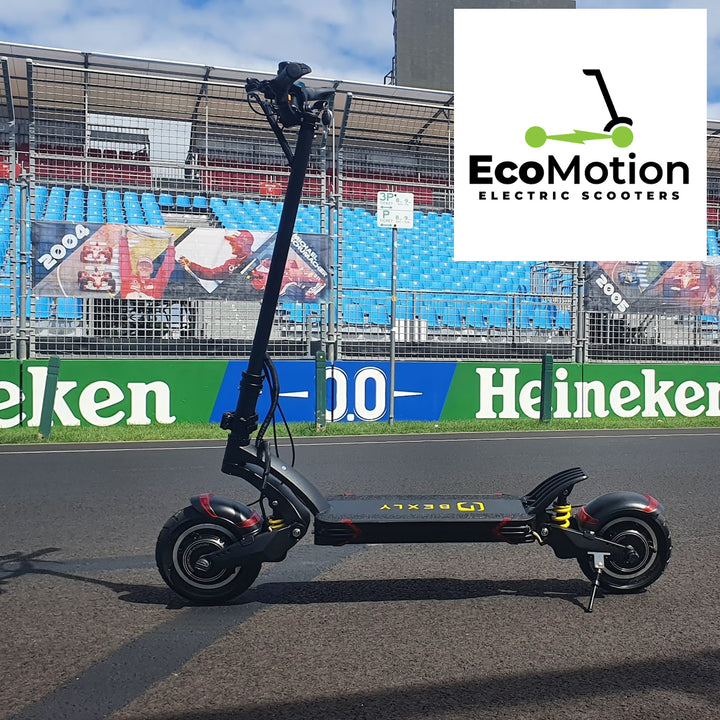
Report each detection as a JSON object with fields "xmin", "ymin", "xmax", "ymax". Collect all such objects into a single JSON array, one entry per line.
[
  {"xmin": 577, "ymin": 511, "xmax": 671, "ymax": 593},
  {"xmin": 156, "ymin": 506, "xmax": 261, "ymax": 604}
]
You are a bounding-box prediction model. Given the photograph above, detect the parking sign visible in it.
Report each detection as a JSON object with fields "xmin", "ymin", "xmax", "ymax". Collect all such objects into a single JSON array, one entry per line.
[{"xmin": 377, "ymin": 191, "xmax": 414, "ymax": 229}]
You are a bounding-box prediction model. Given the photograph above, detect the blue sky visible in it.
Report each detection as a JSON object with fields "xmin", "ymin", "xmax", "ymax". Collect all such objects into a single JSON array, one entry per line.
[{"xmin": 0, "ymin": 0, "xmax": 717, "ymax": 117}]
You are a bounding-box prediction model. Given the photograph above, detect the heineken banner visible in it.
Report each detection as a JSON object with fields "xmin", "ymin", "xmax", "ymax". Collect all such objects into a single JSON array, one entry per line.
[
  {"xmin": 585, "ymin": 260, "xmax": 720, "ymax": 315},
  {"xmin": 3, "ymin": 359, "xmax": 720, "ymax": 428},
  {"xmin": 31, "ymin": 222, "xmax": 330, "ymax": 302}
]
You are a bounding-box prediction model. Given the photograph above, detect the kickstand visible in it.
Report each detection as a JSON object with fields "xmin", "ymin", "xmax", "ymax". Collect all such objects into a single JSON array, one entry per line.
[{"xmin": 586, "ymin": 552, "xmax": 610, "ymax": 613}]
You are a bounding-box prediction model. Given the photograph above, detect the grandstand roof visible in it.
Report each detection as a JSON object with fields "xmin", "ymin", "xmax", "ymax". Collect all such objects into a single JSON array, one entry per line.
[
  {"xmin": 1, "ymin": 40, "xmax": 718, "ymax": 170},
  {"xmin": 0, "ymin": 41, "xmax": 454, "ymax": 154}
]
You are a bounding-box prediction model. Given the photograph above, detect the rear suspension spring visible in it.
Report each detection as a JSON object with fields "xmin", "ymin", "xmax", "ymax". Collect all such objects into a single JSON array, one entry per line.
[{"xmin": 550, "ymin": 503, "xmax": 572, "ymax": 528}]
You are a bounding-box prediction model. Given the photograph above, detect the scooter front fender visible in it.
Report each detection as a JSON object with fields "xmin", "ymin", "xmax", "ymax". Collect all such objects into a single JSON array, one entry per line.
[{"xmin": 190, "ymin": 493, "xmax": 263, "ymax": 533}]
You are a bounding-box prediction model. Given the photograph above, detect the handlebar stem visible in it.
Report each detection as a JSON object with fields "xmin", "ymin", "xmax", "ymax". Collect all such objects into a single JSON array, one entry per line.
[
  {"xmin": 222, "ymin": 62, "xmax": 334, "ymax": 461},
  {"xmin": 222, "ymin": 111, "xmax": 320, "ymax": 456}
]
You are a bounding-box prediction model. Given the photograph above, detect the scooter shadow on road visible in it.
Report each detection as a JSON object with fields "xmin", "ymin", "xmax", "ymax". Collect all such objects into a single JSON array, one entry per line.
[
  {"xmin": 1, "ymin": 549, "xmax": 603, "ymax": 611},
  {"xmin": 0, "ymin": 549, "xmax": 187, "ymax": 610},
  {"xmin": 247, "ymin": 576, "xmax": 593, "ymax": 611}
]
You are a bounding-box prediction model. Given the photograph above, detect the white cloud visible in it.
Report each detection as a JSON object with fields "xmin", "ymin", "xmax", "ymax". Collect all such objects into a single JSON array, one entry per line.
[
  {"xmin": 0, "ymin": 0, "xmax": 395, "ymax": 83},
  {"xmin": 577, "ymin": 1, "xmax": 719, "ymax": 104}
]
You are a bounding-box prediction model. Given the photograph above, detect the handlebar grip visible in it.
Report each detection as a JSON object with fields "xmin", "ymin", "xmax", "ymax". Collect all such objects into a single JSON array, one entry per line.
[
  {"xmin": 278, "ymin": 61, "xmax": 311, "ymax": 83},
  {"xmin": 268, "ymin": 61, "xmax": 312, "ymax": 127},
  {"xmin": 268, "ymin": 61, "xmax": 311, "ymax": 99}
]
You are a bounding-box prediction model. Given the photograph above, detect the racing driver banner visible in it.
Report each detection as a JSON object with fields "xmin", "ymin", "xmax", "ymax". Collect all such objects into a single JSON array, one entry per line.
[
  {"xmin": 585, "ymin": 259, "xmax": 720, "ymax": 315},
  {"xmin": 31, "ymin": 221, "xmax": 330, "ymax": 302}
]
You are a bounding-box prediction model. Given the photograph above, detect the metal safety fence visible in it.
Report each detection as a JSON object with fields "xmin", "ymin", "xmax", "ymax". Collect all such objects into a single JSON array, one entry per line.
[{"xmin": 0, "ymin": 45, "xmax": 719, "ymax": 364}]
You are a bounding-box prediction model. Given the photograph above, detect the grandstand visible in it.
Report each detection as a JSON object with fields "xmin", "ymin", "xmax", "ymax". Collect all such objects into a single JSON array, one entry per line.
[{"xmin": 0, "ymin": 43, "xmax": 719, "ymax": 363}]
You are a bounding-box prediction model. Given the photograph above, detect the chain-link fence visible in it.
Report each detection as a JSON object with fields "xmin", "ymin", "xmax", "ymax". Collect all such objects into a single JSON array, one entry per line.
[
  {"xmin": 0, "ymin": 45, "xmax": 719, "ymax": 363},
  {"xmin": 0, "ymin": 56, "xmax": 17, "ymax": 358}
]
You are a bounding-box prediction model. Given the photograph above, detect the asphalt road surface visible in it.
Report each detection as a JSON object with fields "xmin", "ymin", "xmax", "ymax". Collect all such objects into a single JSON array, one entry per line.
[{"xmin": 1, "ymin": 428, "xmax": 719, "ymax": 720}]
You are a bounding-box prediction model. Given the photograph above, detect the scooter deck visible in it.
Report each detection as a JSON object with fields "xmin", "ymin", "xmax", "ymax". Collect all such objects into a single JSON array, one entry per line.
[{"xmin": 314, "ymin": 494, "xmax": 535, "ymax": 545}]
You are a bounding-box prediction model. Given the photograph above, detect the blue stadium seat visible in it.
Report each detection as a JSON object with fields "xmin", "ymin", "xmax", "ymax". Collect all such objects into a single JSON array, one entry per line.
[
  {"xmin": 707, "ymin": 228, "xmax": 718, "ymax": 257},
  {"xmin": 487, "ymin": 304, "xmax": 510, "ymax": 328},
  {"xmin": 106, "ymin": 207, "xmax": 125, "ymax": 223},
  {"xmin": 146, "ymin": 213, "xmax": 165, "ymax": 226},
  {"xmin": 534, "ymin": 304, "xmax": 558, "ymax": 329},
  {"xmin": 34, "ymin": 296, "xmax": 53, "ymax": 319},
  {"xmin": 441, "ymin": 305, "xmax": 462, "ymax": 326},
  {"xmin": 105, "ymin": 190, "xmax": 124, "ymax": 223},
  {"xmin": 344, "ymin": 302, "xmax": 365, "ymax": 324},
  {"xmin": 0, "ymin": 284, "xmax": 12, "ymax": 318},
  {"xmin": 86, "ymin": 189, "xmax": 105, "ymax": 223},
  {"xmin": 43, "ymin": 186, "xmax": 67, "ymax": 221},
  {"xmin": 370, "ymin": 302, "xmax": 389, "ymax": 325},
  {"xmin": 65, "ymin": 188, "xmax": 85, "ymax": 222},
  {"xmin": 34, "ymin": 185, "xmax": 48, "ymax": 218},
  {"xmin": 56, "ymin": 297, "xmax": 82, "ymax": 319},
  {"xmin": 44, "ymin": 206, "xmax": 64, "ymax": 222}
]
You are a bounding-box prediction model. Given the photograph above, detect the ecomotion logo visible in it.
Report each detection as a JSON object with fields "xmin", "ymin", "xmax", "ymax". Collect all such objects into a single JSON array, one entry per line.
[{"xmin": 469, "ymin": 68, "xmax": 688, "ymax": 203}]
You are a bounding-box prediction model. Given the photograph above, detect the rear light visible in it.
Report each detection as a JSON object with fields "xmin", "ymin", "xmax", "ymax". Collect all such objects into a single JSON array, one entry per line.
[
  {"xmin": 577, "ymin": 505, "xmax": 598, "ymax": 527},
  {"xmin": 642, "ymin": 494, "xmax": 659, "ymax": 513}
]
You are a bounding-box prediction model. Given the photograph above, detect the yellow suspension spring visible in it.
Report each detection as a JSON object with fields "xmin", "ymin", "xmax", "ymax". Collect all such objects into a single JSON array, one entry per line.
[
  {"xmin": 551, "ymin": 503, "xmax": 572, "ymax": 528},
  {"xmin": 268, "ymin": 517, "xmax": 287, "ymax": 531}
]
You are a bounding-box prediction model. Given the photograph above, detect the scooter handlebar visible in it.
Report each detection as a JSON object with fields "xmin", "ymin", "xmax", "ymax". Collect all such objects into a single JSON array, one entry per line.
[
  {"xmin": 245, "ymin": 61, "xmax": 311, "ymax": 127},
  {"xmin": 246, "ymin": 62, "xmax": 334, "ymax": 128}
]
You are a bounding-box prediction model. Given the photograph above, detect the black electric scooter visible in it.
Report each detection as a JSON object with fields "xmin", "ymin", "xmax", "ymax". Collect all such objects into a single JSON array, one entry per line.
[{"xmin": 156, "ymin": 62, "xmax": 671, "ymax": 612}]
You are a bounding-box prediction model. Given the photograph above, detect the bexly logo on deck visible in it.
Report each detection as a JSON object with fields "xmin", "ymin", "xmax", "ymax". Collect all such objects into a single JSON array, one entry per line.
[{"xmin": 469, "ymin": 68, "xmax": 688, "ymax": 203}]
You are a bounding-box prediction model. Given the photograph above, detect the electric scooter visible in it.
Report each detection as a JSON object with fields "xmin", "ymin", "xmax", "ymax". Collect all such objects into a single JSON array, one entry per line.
[{"xmin": 156, "ymin": 62, "xmax": 671, "ymax": 612}]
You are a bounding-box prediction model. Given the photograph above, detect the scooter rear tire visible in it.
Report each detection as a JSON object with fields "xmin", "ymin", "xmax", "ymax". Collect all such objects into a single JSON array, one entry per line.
[
  {"xmin": 577, "ymin": 510, "xmax": 671, "ymax": 593},
  {"xmin": 156, "ymin": 506, "xmax": 261, "ymax": 604}
]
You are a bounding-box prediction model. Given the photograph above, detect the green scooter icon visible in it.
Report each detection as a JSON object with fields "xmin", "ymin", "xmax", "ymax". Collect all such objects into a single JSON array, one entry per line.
[{"xmin": 526, "ymin": 69, "xmax": 634, "ymax": 148}]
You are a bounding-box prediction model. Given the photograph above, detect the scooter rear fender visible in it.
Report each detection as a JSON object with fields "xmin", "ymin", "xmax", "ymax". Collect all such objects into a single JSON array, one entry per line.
[
  {"xmin": 545, "ymin": 491, "xmax": 665, "ymax": 561},
  {"xmin": 577, "ymin": 491, "xmax": 665, "ymax": 531}
]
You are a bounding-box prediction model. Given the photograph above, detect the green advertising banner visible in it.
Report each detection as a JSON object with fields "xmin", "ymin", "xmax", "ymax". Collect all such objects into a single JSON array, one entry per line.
[
  {"xmin": 442, "ymin": 362, "xmax": 720, "ymax": 421},
  {"xmin": 575, "ymin": 364, "xmax": 720, "ymax": 420},
  {"xmin": 0, "ymin": 360, "xmax": 22, "ymax": 429},
  {"xmin": 3, "ymin": 358, "xmax": 720, "ymax": 428},
  {"xmin": 0, "ymin": 359, "xmax": 227, "ymax": 428}
]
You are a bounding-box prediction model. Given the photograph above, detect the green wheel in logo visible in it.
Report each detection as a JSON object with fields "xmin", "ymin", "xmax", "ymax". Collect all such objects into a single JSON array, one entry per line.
[
  {"xmin": 611, "ymin": 125, "xmax": 633, "ymax": 148},
  {"xmin": 525, "ymin": 126, "xmax": 547, "ymax": 148}
]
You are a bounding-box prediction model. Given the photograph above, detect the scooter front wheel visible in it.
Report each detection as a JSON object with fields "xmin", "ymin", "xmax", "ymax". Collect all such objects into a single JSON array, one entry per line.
[
  {"xmin": 577, "ymin": 511, "xmax": 671, "ymax": 593},
  {"xmin": 156, "ymin": 506, "xmax": 261, "ymax": 604}
]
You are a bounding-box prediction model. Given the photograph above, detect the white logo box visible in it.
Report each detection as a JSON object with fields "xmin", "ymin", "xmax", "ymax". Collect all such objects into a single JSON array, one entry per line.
[{"xmin": 454, "ymin": 9, "xmax": 707, "ymax": 261}]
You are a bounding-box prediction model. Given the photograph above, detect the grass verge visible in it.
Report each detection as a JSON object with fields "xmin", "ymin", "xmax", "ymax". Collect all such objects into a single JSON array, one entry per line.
[{"xmin": 3, "ymin": 415, "xmax": 720, "ymax": 445}]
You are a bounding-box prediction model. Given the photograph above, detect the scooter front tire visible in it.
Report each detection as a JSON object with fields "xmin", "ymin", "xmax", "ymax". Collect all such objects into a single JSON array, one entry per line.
[
  {"xmin": 577, "ymin": 510, "xmax": 671, "ymax": 593},
  {"xmin": 156, "ymin": 506, "xmax": 261, "ymax": 604}
]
